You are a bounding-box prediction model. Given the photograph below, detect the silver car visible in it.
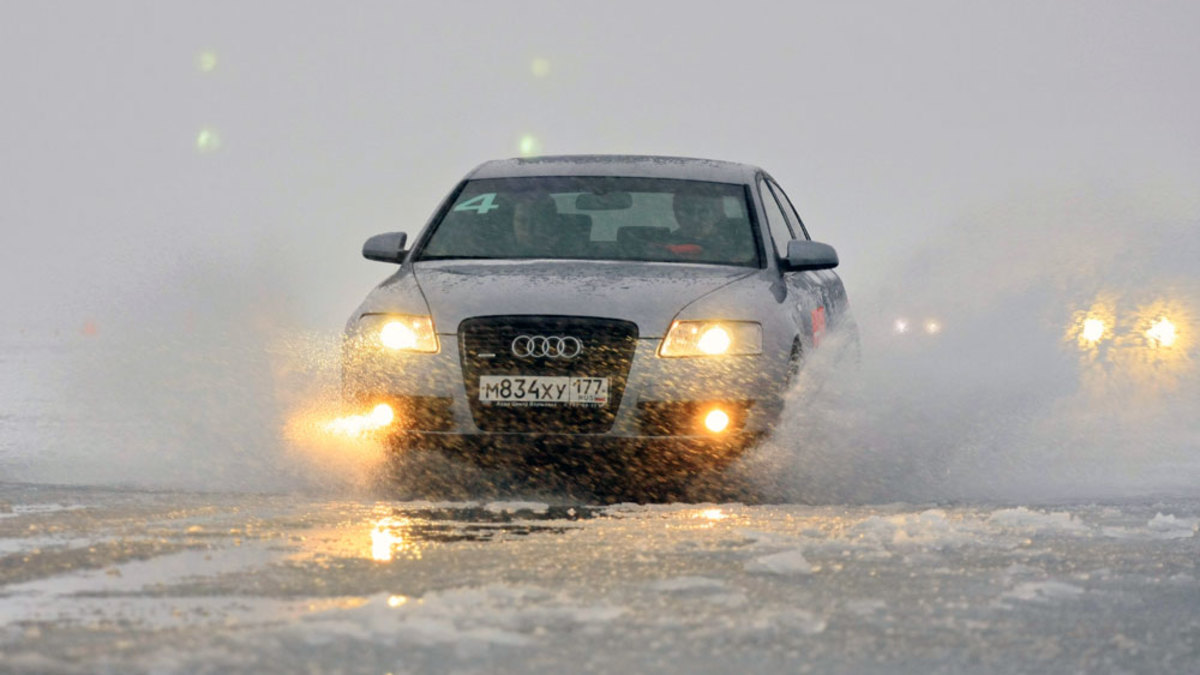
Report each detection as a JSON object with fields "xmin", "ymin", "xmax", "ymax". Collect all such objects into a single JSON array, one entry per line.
[{"xmin": 343, "ymin": 155, "xmax": 853, "ymax": 470}]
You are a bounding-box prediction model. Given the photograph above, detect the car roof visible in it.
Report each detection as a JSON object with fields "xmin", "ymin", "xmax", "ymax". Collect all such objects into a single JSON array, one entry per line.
[{"xmin": 467, "ymin": 155, "xmax": 762, "ymax": 184}]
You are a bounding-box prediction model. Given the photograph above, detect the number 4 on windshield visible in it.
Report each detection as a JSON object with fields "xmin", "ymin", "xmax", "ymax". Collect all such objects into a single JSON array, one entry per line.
[{"xmin": 454, "ymin": 193, "xmax": 500, "ymax": 214}]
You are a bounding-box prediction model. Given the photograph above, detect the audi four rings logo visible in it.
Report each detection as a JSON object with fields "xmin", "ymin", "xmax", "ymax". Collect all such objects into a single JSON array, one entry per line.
[{"xmin": 511, "ymin": 335, "xmax": 583, "ymax": 359}]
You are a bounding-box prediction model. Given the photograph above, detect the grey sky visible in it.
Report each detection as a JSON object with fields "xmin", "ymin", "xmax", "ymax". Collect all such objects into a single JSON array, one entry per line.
[{"xmin": 2, "ymin": 1, "xmax": 1198, "ymax": 333}]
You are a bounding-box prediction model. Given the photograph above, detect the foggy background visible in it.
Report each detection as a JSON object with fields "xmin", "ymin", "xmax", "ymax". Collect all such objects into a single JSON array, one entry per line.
[{"xmin": 2, "ymin": 1, "xmax": 1197, "ymax": 499}]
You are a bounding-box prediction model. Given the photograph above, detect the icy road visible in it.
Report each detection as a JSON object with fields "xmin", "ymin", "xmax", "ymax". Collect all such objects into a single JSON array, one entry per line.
[{"xmin": 1, "ymin": 483, "xmax": 1197, "ymax": 674}]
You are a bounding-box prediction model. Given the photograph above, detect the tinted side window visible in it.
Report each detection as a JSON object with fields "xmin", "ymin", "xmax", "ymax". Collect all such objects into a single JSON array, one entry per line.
[
  {"xmin": 758, "ymin": 177, "xmax": 794, "ymax": 258},
  {"xmin": 767, "ymin": 179, "xmax": 810, "ymax": 240}
]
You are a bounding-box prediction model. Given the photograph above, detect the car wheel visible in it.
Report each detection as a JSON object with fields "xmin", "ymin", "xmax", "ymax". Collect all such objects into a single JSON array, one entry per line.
[{"xmin": 784, "ymin": 340, "xmax": 804, "ymax": 390}]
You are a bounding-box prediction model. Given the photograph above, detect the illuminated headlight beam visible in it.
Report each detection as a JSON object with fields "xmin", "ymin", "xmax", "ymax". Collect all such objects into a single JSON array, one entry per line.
[
  {"xmin": 1146, "ymin": 318, "xmax": 1177, "ymax": 348},
  {"xmin": 323, "ymin": 403, "xmax": 395, "ymax": 437},
  {"xmin": 1082, "ymin": 318, "xmax": 1106, "ymax": 344}
]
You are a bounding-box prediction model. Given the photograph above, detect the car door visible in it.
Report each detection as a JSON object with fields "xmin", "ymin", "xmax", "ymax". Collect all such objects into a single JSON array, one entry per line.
[
  {"xmin": 757, "ymin": 174, "xmax": 828, "ymax": 352},
  {"xmin": 766, "ymin": 177, "xmax": 849, "ymax": 333}
]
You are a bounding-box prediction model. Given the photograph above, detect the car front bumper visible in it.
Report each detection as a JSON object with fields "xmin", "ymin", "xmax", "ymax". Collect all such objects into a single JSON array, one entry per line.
[{"xmin": 342, "ymin": 336, "xmax": 790, "ymax": 444}]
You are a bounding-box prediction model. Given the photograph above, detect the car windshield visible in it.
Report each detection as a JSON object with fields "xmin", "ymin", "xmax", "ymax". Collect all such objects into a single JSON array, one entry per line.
[{"xmin": 418, "ymin": 177, "xmax": 761, "ymax": 266}]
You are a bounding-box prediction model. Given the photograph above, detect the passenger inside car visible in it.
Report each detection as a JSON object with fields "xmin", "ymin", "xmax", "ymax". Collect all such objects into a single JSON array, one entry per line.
[
  {"xmin": 668, "ymin": 192, "xmax": 754, "ymax": 262},
  {"xmin": 510, "ymin": 193, "xmax": 592, "ymax": 258}
]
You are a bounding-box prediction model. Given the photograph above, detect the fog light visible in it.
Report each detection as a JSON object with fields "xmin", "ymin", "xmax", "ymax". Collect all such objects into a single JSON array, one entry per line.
[
  {"xmin": 322, "ymin": 403, "xmax": 395, "ymax": 437},
  {"xmin": 369, "ymin": 403, "xmax": 395, "ymax": 426},
  {"xmin": 704, "ymin": 409, "xmax": 730, "ymax": 433}
]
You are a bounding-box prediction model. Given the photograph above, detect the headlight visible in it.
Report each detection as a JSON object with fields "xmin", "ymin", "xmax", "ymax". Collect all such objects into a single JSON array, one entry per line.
[
  {"xmin": 358, "ymin": 314, "xmax": 439, "ymax": 353},
  {"xmin": 1146, "ymin": 317, "xmax": 1177, "ymax": 348},
  {"xmin": 1081, "ymin": 318, "xmax": 1106, "ymax": 344},
  {"xmin": 659, "ymin": 321, "xmax": 762, "ymax": 357}
]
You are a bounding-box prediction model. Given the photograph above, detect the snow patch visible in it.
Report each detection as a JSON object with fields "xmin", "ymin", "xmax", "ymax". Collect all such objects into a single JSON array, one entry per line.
[
  {"xmin": 0, "ymin": 502, "xmax": 87, "ymax": 519},
  {"xmin": 987, "ymin": 507, "xmax": 1089, "ymax": 533},
  {"xmin": 733, "ymin": 528, "xmax": 803, "ymax": 548},
  {"xmin": 705, "ymin": 592, "xmax": 749, "ymax": 608},
  {"xmin": 296, "ymin": 585, "xmax": 623, "ymax": 651},
  {"xmin": 844, "ymin": 598, "xmax": 887, "ymax": 616},
  {"xmin": 483, "ymin": 501, "xmax": 550, "ymax": 515},
  {"xmin": 738, "ymin": 609, "xmax": 827, "ymax": 636},
  {"xmin": 648, "ymin": 576, "xmax": 728, "ymax": 594},
  {"xmin": 1000, "ymin": 563, "xmax": 1044, "ymax": 581},
  {"xmin": 1102, "ymin": 512, "xmax": 1199, "ymax": 540},
  {"xmin": 850, "ymin": 509, "xmax": 977, "ymax": 549},
  {"xmin": 1002, "ymin": 581, "xmax": 1085, "ymax": 603},
  {"xmin": 745, "ymin": 549, "xmax": 814, "ymax": 575},
  {"xmin": 2, "ymin": 543, "xmax": 281, "ymax": 599},
  {"xmin": 1146, "ymin": 512, "xmax": 1198, "ymax": 538}
]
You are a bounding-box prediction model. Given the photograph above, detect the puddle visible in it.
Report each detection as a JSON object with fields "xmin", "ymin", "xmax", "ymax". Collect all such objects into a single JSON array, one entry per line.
[{"xmin": 3, "ymin": 542, "xmax": 281, "ymax": 598}]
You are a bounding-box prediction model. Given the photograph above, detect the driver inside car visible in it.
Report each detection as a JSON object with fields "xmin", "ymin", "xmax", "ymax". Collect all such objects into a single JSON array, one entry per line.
[{"xmin": 665, "ymin": 192, "xmax": 755, "ymax": 262}]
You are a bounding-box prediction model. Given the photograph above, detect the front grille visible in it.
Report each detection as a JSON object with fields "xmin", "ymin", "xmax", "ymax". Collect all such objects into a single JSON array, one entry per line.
[{"xmin": 459, "ymin": 316, "xmax": 638, "ymax": 432}]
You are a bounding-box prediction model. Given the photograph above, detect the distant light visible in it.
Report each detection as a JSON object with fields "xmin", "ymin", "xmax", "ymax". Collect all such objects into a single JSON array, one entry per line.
[
  {"xmin": 531, "ymin": 58, "xmax": 551, "ymax": 78},
  {"xmin": 1146, "ymin": 318, "xmax": 1177, "ymax": 348},
  {"xmin": 195, "ymin": 127, "xmax": 222, "ymax": 153},
  {"xmin": 196, "ymin": 51, "xmax": 218, "ymax": 73},
  {"xmin": 1081, "ymin": 318, "xmax": 1106, "ymax": 344},
  {"xmin": 519, "ymin": 134, "xmax": 540, "ymax": 157},
  {"xmin": 387, "ymin": 595, "xmax": 408, "ymax": 608},
  {"xmin": 704, "ymin": 409, "xmax": 730, "ymax": 433},
  {"xmin": 893, "ymin": 318, "xmax": 909, "ymax": 334},
  {"xmin": 698, "ymin": 508, "xmax": 727, "ymax": 521},
  {"xmin": 924, "ymin": 319, "xmax": 941, "ymax": 335}
]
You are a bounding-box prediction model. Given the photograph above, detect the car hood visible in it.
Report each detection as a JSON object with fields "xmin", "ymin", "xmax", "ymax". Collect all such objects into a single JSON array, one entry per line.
[{"xmin": 393, "ymin": 260, "xmax": 756, "ymax": 337}]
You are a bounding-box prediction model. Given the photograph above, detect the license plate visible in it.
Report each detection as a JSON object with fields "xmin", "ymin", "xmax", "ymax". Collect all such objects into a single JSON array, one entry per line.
[{"xmin": 478, "ymin": 375, "xmax": 609, "ymax": 405}]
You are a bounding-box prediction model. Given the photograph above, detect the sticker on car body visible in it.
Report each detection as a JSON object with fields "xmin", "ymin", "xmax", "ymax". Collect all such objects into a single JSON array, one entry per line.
[{"xmin": 453, "ymin": 193, "xmax": 501, "ymax": 214}]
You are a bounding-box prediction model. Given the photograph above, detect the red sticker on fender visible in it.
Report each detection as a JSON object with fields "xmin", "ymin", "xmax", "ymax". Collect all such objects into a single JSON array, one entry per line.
[{"xmin": 812, "ymin": 306, "xmax": 826, "ymax": 347}]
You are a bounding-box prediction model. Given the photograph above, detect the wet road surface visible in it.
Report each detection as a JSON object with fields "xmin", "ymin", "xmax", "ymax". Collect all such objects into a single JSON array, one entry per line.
[{"xmin": 1, "ymin": 482, "xmax": 1198, "ymax": 674}]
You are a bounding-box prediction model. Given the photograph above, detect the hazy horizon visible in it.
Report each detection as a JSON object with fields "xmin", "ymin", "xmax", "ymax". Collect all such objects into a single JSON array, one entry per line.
[{"xmin": 3, "ymin": 1, "xmax": 1198, "ymax": 336}]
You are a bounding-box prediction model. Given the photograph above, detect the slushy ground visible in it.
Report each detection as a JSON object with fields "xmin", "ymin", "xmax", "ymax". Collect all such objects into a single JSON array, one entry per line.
[{"xmin": 1, "ymin": 482, "xmax": 1197, "ymax": 674}]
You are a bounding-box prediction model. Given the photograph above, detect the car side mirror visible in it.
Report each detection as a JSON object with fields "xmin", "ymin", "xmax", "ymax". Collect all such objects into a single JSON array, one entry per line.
[
  {"xmin": 363, "ymin": 232, "xmax": 408, "ymax": 263},
  {"xmin": 784, "ymin": 239, "xmax": 839, "ymax": 271}
]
